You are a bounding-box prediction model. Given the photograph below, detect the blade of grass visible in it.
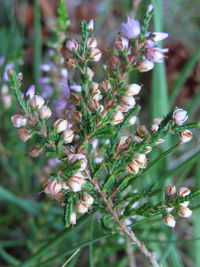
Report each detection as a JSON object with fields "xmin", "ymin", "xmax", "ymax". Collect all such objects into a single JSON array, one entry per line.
[
  {"xmin": 170, "ymin": 46, "xmax": 200, "ymax": 105},
  {"xmin": 20, "ymin": 212, "xmax": 95, "ymax": 267},
  {"xmin": 0, "ymin": 246, "xmax": 20, "ymax": 266},
  {"xmin": 62, "ymin": 249, "xmax": 80, "ymax": 267},
  {"xmin": 39, "ymin": 233, "xmax": 110, "ymax": 266},
  {"xmin": 89, "ymin": 216, "xmax": 94, "ymax": 267}
]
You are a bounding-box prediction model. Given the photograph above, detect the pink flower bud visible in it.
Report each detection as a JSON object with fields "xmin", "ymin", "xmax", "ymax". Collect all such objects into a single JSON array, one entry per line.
[
  {"xmin": 145, "ymin": 146, "xmax": 152, "ymax": 154},
  {"xmin": 138, "ymin": 59, "xmax": 154, "ymax": 72},
  {"xmin": 25, "ymin": 85, "xmax": 35, "ymax": 100},
  {"xmin": 76, "ymin": 201, "xmax": 88, "ymax": 214},
  {"xmin": 70, "ymin": 212, "xmax": 77, "ymax": 225},
  {"xmin": 129, "ymin": 115, "xmax": 137, "ymax": 125},
  {"xmin": 62, "ymin": 129, "xmax": 74, "ymax": 144},
  {"xmin": 114, "ymin": 37, "xmax": 129, "ymax": 51},
  {"xmin": 11, "ymin": 114, "xmax": 27, "ymax": 128},
  {"xmin": 87, "ymin": 37, "xmax": 97, "ymax": 48},
  {"xmin": 152, "ymin": 32, "xmax": 168, "ymax": 42},
  {"xmin": 90, "ymin": 48, "xmax": 102, "ymax": 62},
  {"xmin": 44, "ymin": 179, "xmax": 62, "ymax": 195},
  {"xmin": 100, "ymin": 80, "xmax": 111, "ymax": 92},
  {"xmin": 178, "ymin": 207, "xmax": 192, "ymax": 218},
  {"xmin": 87, "ymin": 67, "xmax": 94, "ymax": 80},
  {"xmin": 120, "ymin": 96, "xmax": 136, "ymax": 110},
  {"xmin": 39, "ymin": 63, "xmax": 51, "ymax": 72},
  {"xmin": 126, "ymin": 162, "xmax": 140, "ymax": 174},
  {"xmin": 17, "ymin": 128, "xmax": 32, "ymax": 142},
  {"xmin": 29, "ymin": 145, "xmax": 42, "ymax": 157},
  {"xmin": 54, "ymin": 119, "xmax": 68, "ymax": 133},
  {"xmin": 39, "ymin": 105, "xmax": 52, "ymax": 119},
  {"xmin": 172, "ymin": 109, "xmax": 188, "ymax": 125},
  {"xmin": 117, "ymin": 136, "xmax": 131, "ymax": 150},
  {"xmin": 68, "ymin": 154, "xmax": 87, "ymax": 171},
  {"xmin": 30, "ymin": 95, "xmax": 45, "ymax": 109},
  {"xmin": 179, "ymin": 130, "xmax": 193, "ymax": 144},
  {"xmin": 87, "ymin": 19, "xmax": 94, "ymax": 31},
  {"xmin": 82, "ymin": 193, "xmax": 94, "ymax": 206},
  {"xmin": 155, "ymin": 138, "xmax": 165, "ymax": 145},
  {"xmin": 68, "ymin": 177, "xmax": 84, "ymax": 192},
  {"xmin": 111, "ymin": 111, "xmax": 124, "ymax": 125},
  {"xmin": 133, "ymin": 153, "xmax": 147, "ymax": 169},
  {"xmin": 126, "ymin": 84, "xmax": 141, "ymax": 96},
  {"xmin": 163, "ymin": 214, "xmax": 176, "ymax": 228},
  {"xmin": 166, "ymin": 184, "xmax": 177, "ymax": 196},
  {"xmin": 178, "ymin": 187, "xmax": 191, "ymax": 197},
  {"xmin": 66, "ymin": 39, "xmax": 79, "ymax": 51}
]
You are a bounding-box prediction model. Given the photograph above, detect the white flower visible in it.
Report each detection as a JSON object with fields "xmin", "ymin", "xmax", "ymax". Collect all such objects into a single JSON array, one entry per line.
[
  {"xmin": 138, "ymin": 59, "xmax": 154, "ymax": 72},
  {"xmin": 70, "ymin": 212, "xmax": 77, "ymax": 225},
  {"xmin": 11, "ymin": 114, "xmax": 27, "ymax": 128},
  {"xmin": 126, "ymin": 84, "xmax": 141, "ymax": 96},
  {"xmin": 44, "ymin": 179, "xmax": 62, "ymax": 195},
  {"xmin": 90, "ymin": 48, "xmax": 102, "ymax": 62},
  {"xmin": 178, "ymin": 187, "xmax": 191, "ymax": 197},
  {"xmin": 39, "ymin": 105, "xmax": 52, "ymax": 119},
  {"xmin": 62, "ymin": 129, "xmax": 74, "ymax": 144},
  {"xmin": 68, "ymin": 154, "xmax": 87, "ymax": 171},
  {"xmin": 111, "ymin": 111, "xmax": 124, "ymax": 125},
  {"xmin": 163, "ymin": 214, "xmax": 176, "ymax": 228},
  {"xmin": 166, "ymin": 184, "xmax": 177, "ymax": 196},
  {"xmin": 172, "ymin": 109, "xmax": 188, "ymax": 125},
  {"xmin": 54, "ymin": 119, "xmax": 68, "ymax": 133},
  {"xmin": 76, "ymin": 201, "xmax": 88, "ymax": 214},
  {"xmin": 30, "ymin": 95, "xmax": 45, "ymax": 109},
  {"xmin": 178, "ymin": 207, "xmax": 192, "ymax": 218},
  {"xmin": 120, "ymin": 96, "xmax": 136, "ymax": 110},
  {"xmin": 179, "ymin": 130, "xmax": 193, "ymax": 144}
]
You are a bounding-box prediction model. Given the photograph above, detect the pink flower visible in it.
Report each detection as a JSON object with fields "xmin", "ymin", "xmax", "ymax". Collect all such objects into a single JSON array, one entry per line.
[
  {"xmin": 121, "ymin": 17, "xmax": 141, "ymax": 39},
  {"xmin": 172, "ymin": 109, "xmax": 188, "ymax": 125},
  {"xmin": 138, "ymin": 59, "xmax": 154, "ymax": 72},
  {"xmin": 146, "ymin": 48, "xmax": 168, "ymax": 63},
  {"xmin": 152, "ymin": 32, "xmax": 168, "ymax": 42}
]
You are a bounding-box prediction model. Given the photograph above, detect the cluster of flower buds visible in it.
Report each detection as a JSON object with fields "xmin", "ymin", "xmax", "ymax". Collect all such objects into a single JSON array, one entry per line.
[
  {"xmin": 75, "ymin": 193, "xmax": 94, "ymax": 214},
  {"xmin": 65, "ymin": 19, "xmax": 102, "ymax": 66},
  {"xmin": 172, "ymin": 109, "xmax": 193, "ymax": 144},
  {"xmin": 114, "ymin": 6, "xmax": 169, "ymax": 72},
  {"xmin": 53, "ymin": 119, "xmax": 75, "ymax": 144},
  {"xmin": 11, "ymin": 86, "xmax": 53, "ymax": 149},
  {"xmin": 126, "ymin": 153, "xmax": 147, "ymax": 174},
  {"xmin": 112, "ymin": 83, "xmax": 141, "ymax": 125},
  {"xmin": 163, "ymin": 184, "xmax": 192, "ymax": 228}
]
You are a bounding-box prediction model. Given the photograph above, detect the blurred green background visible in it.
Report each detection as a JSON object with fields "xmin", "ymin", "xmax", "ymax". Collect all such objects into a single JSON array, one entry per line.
[{"xmin": 0, "ymin": 0, "xmax": 200, "ymax": 266}]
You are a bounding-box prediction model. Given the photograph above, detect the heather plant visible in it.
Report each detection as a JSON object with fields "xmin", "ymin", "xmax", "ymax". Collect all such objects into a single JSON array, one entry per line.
[{"xmin": 6, "ymin": 2, "xmax": 200, "ymax": 267}]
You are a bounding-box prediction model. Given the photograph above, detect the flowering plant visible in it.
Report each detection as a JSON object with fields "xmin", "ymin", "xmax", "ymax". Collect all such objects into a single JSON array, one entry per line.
[{"xmin": 8, "ymin": 3, "xmax": 200, "ymax": 267}]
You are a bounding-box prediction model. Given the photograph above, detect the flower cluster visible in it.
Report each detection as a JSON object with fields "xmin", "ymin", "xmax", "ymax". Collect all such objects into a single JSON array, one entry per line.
[
  {"xmin": 163, "ymin": 185, "xmax": 193, "ymax": 228},
  {"xmin": 9, "ymin": 5, "xmax": 200, "ymax": 266}
]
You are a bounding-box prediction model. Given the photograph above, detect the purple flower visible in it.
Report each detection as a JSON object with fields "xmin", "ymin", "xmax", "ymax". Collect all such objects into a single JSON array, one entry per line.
[
  {"xmin": 38, "ymin": 77, "xmax": 50, "ymax": 84},
  {"xmin": 3, "ymin": 63, "xmax": 14, "ymax": 82},
  {"xmin": 25, "ymin": 85, "xmax": 35, "ymax": 99},
  {"xmin": 152, "ymin": 32, "xmax": 168, "ymax": 42},
  {"xmin": 0, "ymin": 57, "xmax": 5, "ymax": 67},
  {"xmin": 172, "ymin": 109, "xmax": 188, "ymax": 125},
  {"xmin": 41, "ymin": 85, "xmax": 54, "ymax": 98},
  {"xmin": 146, "ymin": 48, "xmax": 168, "ymax": 63},
  {"xmin": 121, "ymin": 17, "xmax": 141, "ymax": 39},
  {"xmin": 70, "ymin": 84, "xmax": 82, "ymax": 93}
]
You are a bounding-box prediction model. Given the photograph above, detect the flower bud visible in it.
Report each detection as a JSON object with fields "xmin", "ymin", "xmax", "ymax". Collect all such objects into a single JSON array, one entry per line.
[
  {"xmin": 25, "ymin": 85, "xmax": 35, "ymax": 100},
  {"xmin": 117, "ymin": 136, "xmax": 131, "ymax": 150},
  {"xmin": 152, "ymin": 32, "xmax": 168, "ymax": 42},
  {"xmin": 178, "ymin": 187, "xmax": 191, "ymax": 197},
  {"xmin": 166, "ymin": 184, "xmax": 177, "ymax": 196},
  {"xmin": 100, "ymin": 80, "xmax": 111, "ymax": 92},
  {"xmin": 133, "ymin": 153, "xmax": 147, "ymax": 169},
  {"xmin": 129, "ymin": 115, "xmax": 137, "ymax": 125},
  {"xmin": 54, "ymin": 119, "xmax": 68, "ymax": 133},
  {"xmin": 87, "ymin": 67, "xmax": 94, "ymax": 80},
  {"xmin": 87, "ymin": 37, "xmax": 97, "ymax": 48},
  {"xmin": 68, "ymin": 154, "xmax": 87, "ymax": 171},
  {"xmin": 111, "ymin": 111, "xmax": 124, "ymax": 125},
  {"xmin": 120, "ymin": 96, "xmax": 136, "ymax": 110},
  {"xmin": 44, "ymin": 179, "xmax": 62, "ymax": 195},
  {"xmin": 179, "ymin": 130, "xmax": 193, "ymax": 144},
  {"xmin": 68, "ymin": 176, "xmax": 85, "ymax": 192},
  {"xmin": 30, "ymin": 95, "xmax": 45, "ymax": 109},
  {"xmin": 114, "ymin": 37, "xmax": 129, "ymax": 51},
  {"xmin": 145, "ymin": 146, "xmax": 152, "ymax": 154},
  {"xmin": 138, "ymin": 59, "xmax": 154, "ymax": 72},
  {"xmin": 70, "ymin": 84, "xmax": 82, "ymax": 92},
  {"xmin": 172, "ymin": 109, "xmax": 188, "ymax": 125},
  {"xmin": 126, "ymin": 84, "xmax": 141, "ymax": 96},
  {"xmin": 87, "ymin": 19, "xmax": 94, "ymax": 31},
  {"xmin": 29, "ymin": 145, "xmax": 42, "ymax": 157},
  {"xmin": 82, "ymin": 193, "xmax": 94, "ymax": 206},
  {"xmin": 126, "ymin": 162, "xmax": 140, "ymax": 174},
  {"xmin": 66, "ymin": 39, "xmax": 79, "ymax": 51},
  {"xmin": 180, "ymin": 201, "xmax": 190, "ymax": 207},
  {"xmin": 147, "ymin": 4, "xmax": 154, "ymax": 13},
  {"xmin": 39, "ymin": 105, "xmax": 52, "ymax": 119},
  {"xmin": 163, "ymin": 214, "xmax": 176, "ymax": 228},
  {"xmin": 62, "ymin": 129, "xmax": 74, "ymax": 144},
  {"xmin": 155, "ymin": 138, "xmax": 165, "ymax": 145},
  {"xmin": 90, "ymin": 82, "xmax": 99, "ymax": 93},
  {"xmin": 76, "ymin": 201, "xmax": 88, "ymax": 214},
  {"xmin": 17, "ymin": 128, "xmax": 32, "ymax": 142},
  {"xmin": 178, "ymin": 207, "xmax": 192, "ymax": 218},
  {"xmin": 70, "ymin": 211, "xmax": 77, "ymax": 225},
  {"xmin": 2, "ymin": 94, "xmax": 12, "ymax": 108},
  {"xmin": 11, "ymin": 114, "xmax": 27, "ymax": 128},
  {"xmin": 90, "ymin": 48, "xmax": 102, "ymax": 62}
]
